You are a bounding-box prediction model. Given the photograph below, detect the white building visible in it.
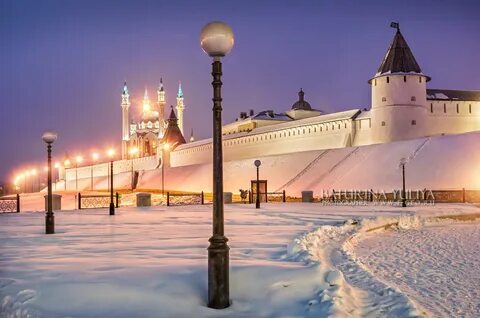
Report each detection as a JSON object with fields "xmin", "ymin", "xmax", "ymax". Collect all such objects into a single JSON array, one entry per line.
[
  {"xmin": 121, "ymin": 79, "xmax": 187, "ymax": 159},
  {"xmin": 64, "ymin": 25, "xmax": 480, "ymax": 189},
  {"xmin": 170, "ymin": 25, "xmax": 480, "ymax": 168}
]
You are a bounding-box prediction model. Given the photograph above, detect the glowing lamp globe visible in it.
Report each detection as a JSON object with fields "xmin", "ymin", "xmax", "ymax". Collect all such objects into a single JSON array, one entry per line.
[
  {"xmin": 200, "ymin": 21, "xmax": 234, "ymax": 57},
  {"xmin": 42, "ymin": 131, "xmax": 57, "ymax": 144}
]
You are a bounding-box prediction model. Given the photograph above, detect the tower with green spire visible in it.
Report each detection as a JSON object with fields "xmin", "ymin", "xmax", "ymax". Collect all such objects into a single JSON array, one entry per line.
[{"xmin": 176, "ymin": 82, "xmax": 185, "ymax": 135}]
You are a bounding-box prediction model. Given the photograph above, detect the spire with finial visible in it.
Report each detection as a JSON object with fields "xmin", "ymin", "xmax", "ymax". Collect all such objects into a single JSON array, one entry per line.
[
  {"xmin": 375, "ymin": 22, "xmax": 424, "ymax": 77},
  {"xmin": 177, "ymin": 82, "xmax": 183, "ymax": 98},
  {"xmin": 162, "ymin": 105, "xmax": 186, "ymax": 147},
  {"xmin": 122, "ymin": 80, "xmax": 129, "ymax": 95},
  {"xmin": 291, "ymin": 88, "xmax": 312, "ymax": 110},
  {"xmin": 158, "ymin": 77, "xmax": 164, "ymax": 92},
  {"xmin": 168, "ymin": 105, "xmax": 177, "ymax": 121},
  {"xmin": 143, "ymin": 88, "xmax": 151, "ymax": 113}
]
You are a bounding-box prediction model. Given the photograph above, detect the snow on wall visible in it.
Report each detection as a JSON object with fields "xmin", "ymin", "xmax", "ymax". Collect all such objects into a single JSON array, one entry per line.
[
  {"xmin": 65, "ymin": 131, "xmax": 480, "ymax": 195},
  {"xmin": 136, "ymin": 131, "xmax": 480, "ymax": 195}
]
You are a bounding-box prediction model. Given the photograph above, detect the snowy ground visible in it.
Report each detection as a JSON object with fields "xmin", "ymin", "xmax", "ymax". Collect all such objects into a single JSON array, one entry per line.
[
  {"xmin": 354, "ymin": 220, "xmax": 480, "ymax": 318},
  {"xmin": 1, "ymin": 203, "xmax": 479, "ymax": 317}
]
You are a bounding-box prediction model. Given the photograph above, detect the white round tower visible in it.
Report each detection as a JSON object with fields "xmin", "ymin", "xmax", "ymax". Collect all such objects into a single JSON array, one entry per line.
[{"xmin": 369, "ymin": 25, "xmax": 431, "ymax": 144}]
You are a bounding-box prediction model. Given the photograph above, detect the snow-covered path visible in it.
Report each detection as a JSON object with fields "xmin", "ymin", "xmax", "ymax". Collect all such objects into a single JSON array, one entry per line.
[
  {"xmin": 1, "ymin": 203, "xmax": 479, "ymax": 317},
  {"xmin": 355, "ymin": 221, "xmax": 480, "ymax": 318}
]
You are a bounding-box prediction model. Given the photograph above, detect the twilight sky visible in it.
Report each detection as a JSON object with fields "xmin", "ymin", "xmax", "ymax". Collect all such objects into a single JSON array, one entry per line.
[{"xmin": 0, "ymin": 0, "xmax": 479, "ymax": 182}]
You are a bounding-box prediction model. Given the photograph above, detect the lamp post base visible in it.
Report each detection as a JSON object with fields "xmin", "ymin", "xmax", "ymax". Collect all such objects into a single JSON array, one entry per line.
[
  {"xmin": 207, "ymin": 235, "xmax": 230, "ymax": 309},
  {"xmin": 109, "ymin": 202, "xmax": 115, "ymax": 215},
  {"xmin": 45, "ymin": 214, "xmax": 55, "ymax": 234}
]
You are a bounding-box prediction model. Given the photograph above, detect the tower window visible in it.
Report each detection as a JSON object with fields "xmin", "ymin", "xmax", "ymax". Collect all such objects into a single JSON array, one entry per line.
[
  {"xmin": 382, "ymin": 97, "xmax": 387, "ymax": 102},
  {"xmin": 430, "ymin": 103, "xmax": 433, "ymax": 113},
  {"xmin": 469, "ymin": 104, "xmax": 472, "ymax": 114},
  {"xmin": 444, "ymin": 104, "xmax": 447, "ymax": 113},
  {"xmin": 381, "ymin": 121, "xmax": 386, "ymax": 126},
  {"xmin": 411, "ymin": 120, "xmax": 416, "ymax": 125},
  {"xmin": 411, "ymin": 96, "xmax": 416, "ymax": 102},
  {"xmin": 419, "ymin": 77, "xmax": 422, "ymax": 83},
  {"xmin": 374, "ymin": 79, "xmax": 377, "ymax": 86},
  {"xmin": 386, "ymin": 77, "xmax": 390, "ymax": 83},
  {"xmin": 456, "ymin": 104, "xmax": 459, "ymax": 113},
  {"xmin": 403, "ymin": 76, "xmax": 407, "ymax": 82}
]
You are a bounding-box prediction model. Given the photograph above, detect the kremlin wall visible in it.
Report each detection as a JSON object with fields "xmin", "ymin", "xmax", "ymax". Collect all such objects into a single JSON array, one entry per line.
[{"xmin": 61, "ymin": 26, "xmax": 480, "ymax": 195}]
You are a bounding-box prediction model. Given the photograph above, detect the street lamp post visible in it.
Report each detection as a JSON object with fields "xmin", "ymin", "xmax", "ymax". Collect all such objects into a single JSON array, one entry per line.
[
  {"xmin": 54, "ymin": 162, "xmax": 60, "ymax": 191},
  {"xmin": 91, "ymin": 153, "xmax": 99, "ymax": 191},
  {"xmin": 64, "ymin": 158, "xmax": 71, "ymax": 190},
  {"xmin": 254, "ymin": 160, "xmax": 261, "ymax": 209},
  {"xmin": 200, "ymin": 21, "xmax": 234, "ymax": 309},
  {"xmin": 162, "ymin": 143, "xmax": 170, "ymax": 196},
  {"xmin": 75, "ymin": 156, "xmax": 83, "ymax": 191},
  {"xmin": 31, "ymin": 169, "xmax": 38, "ymax": 192},
  {"xmin": 400, "ymin": 158, "xmax": 407, "ymax": 207},
  {"xmin": 107, "ymin": 149, "xmax": 115, "ymax": 215},
  {"xmin": 42, "ymin": 131, "xmax": 57, "ymax": 234},
  {"xmin": 128, "ymin": 147, "xmax": 138, "ymax": 191}
]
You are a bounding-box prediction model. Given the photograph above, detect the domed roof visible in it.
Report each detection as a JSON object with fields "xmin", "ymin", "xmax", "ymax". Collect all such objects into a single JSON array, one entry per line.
[
  {"xmin": 141, "ymin": 110, "xmax": 159, "ymax": 122},
  {"xmin": 291, "ymin": 89, "xmax": 312, "ymax": 111}
]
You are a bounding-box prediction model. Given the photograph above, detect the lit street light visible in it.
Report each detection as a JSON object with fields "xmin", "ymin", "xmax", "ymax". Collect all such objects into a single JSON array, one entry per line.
[
  {"xmin": 42, "ymin": 131, "xmax": 57, "ymax": 234},
  {"xmin": 200, "ymin": 20, "xmax": 234, "ymax": 309},
  {"xmin": 254, "ymin": 160, "xmax": 261, "ymax": 209},
  {"xmin": 107, "ymin": 149, "xmax": 115, "ymax": 215}
]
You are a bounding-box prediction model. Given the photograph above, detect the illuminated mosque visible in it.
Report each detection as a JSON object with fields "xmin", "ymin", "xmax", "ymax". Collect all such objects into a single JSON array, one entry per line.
[{"xmin": 120, "ymin": 79, "xmax": 189, "ymax": 159}]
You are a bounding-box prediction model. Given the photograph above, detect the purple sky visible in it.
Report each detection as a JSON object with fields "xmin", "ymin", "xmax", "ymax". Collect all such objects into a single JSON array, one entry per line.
[{"xmin": 1, "ymin": 0, "xmax": 479, "ymax": 182}]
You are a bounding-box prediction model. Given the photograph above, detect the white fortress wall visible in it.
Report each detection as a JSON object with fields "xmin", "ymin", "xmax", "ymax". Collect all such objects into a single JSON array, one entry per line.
[
  {"xmin": 426, "ymin": 100, "xmax": 480, "ymax": 136},
  {"xmin": 136, "ymin": 131, "xmax": 480, "ymax": 195},
  {"xmin": 171, "ymin": 110, "xmax": 360, "ymax": 167},
  {"xmin": 64, "ymin": 156, "xmax": 158, "ymax": 184}
]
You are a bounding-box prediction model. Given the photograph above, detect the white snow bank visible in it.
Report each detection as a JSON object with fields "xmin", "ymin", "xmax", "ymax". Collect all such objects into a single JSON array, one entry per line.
[{"xmin": 134, "ymin": 131, "xmax": 480, "ymax": 195}]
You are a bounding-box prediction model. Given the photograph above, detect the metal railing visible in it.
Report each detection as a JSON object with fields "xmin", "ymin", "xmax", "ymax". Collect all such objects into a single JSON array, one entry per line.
[
  {"xmin": 166, "ymin": 191, "xmax": 205, "ymax": 206},
  {"xmin": 0, "ymin": 194, "xmax": 20, "ymax": 213},
  {"xmin": 78, "ymin": 192, "xmax": 120, "ymax": 209},
  {"xmin": 248, "ymin": 190, "xmax": 286, "ymax": 203}
]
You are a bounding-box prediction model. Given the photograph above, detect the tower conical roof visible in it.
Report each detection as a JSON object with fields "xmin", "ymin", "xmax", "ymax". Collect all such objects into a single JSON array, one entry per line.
[
  {"xmin": 376, "ymin": 29, "xmax": 423, "ymax": 76},
  {"xmin": 162, "ymin": 106, "xmax": 186, "ymax": 147}
]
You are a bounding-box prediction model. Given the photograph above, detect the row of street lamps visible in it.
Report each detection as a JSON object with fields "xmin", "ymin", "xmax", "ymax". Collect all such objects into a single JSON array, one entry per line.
[{"xmin": 39, "ymin": 21, "xmax": 409, "ymax": 312}]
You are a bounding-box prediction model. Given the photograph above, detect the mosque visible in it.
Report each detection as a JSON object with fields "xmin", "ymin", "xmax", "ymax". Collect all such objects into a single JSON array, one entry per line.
[
  {"xmin": 63, "ymin": 24, "xmax": 480, "ymax": 190},
  {"xmin": 120, "ymin": 79, "xmax": 189, "ymax": 159}
]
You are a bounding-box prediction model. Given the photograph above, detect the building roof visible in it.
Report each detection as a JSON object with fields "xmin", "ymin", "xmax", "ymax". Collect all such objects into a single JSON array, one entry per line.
[
  {"xmin": 427, "ymin": 89, "xmax": 480, "ymax": 101},
  {"xmin": 291, "ymin": 89, "xmax": 312, "ymax": 110},
  {"xmin": 161, "ymin": 107, "xmax": 186, "ymax": 147},
  {"xmin": 376, "ymin": 29, "xmax": 424, "ymax": 77},
  {"xmin": 252, "ymin": 110, "xmax": 292, "ymax": 121}
]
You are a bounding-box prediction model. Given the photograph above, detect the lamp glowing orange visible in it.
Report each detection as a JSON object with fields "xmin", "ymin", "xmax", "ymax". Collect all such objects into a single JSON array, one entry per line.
[{"xmin": 107, "ymin": 149, "xmax": 115, "ymax": 158}]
